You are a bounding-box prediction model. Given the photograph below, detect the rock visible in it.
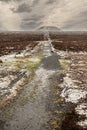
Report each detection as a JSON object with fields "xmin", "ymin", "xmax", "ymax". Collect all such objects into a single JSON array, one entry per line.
[{"xmin": 0, "ymin": 60, "xmax": 3, "ymax": 63}]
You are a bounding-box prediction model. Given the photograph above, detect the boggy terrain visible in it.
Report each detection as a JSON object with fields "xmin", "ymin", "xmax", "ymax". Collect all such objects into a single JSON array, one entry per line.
[
  {"xmin": 0, "ymin": 32, "xmax": 87, "ymax": 130},
  {"xmin": 0, "ymin": 31, "xmax": 87, "ymax": 55}
]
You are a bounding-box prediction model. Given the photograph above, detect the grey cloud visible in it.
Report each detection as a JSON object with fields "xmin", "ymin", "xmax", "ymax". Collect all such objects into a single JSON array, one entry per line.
[
  {"xmin": 0, "ymin": 0, "xmax": 21, "ymax": 2},
  {"xmin": 12, "ymin": 3, "xmax": 31, "ymax": 13},
  {"xmin": 21, "ymin": 21, "xmax": 39, "ymax": 30},
  {"xmin": 27, "ymin": 15, "xmax": 44, "ymax": 21},
  {"xmin": 0, "ymin": 0, "xmax": 87, "ymax": 31},
  {"xmin": 0, "ymin": 0, "xmax": 22, "ymax": 1},
  {"xmin": 63, "ymin": 18, "xmax": 87, "ymax": 31},
  {"xmin": 46, "ymin": 0, "xmax": 56, "ymax": 4},
  {"xmin": 0, "ymin": 0, "xmax": 10, "ymax": 2},
  {"xmin": 22, "ymin": 14, "xmax": 44, "ymax": 30},
  {"xmin": 79, "ymin": 10, "xmax": 87, "ymax": 18},
  {"xmin": 63, "ymin": 9, "xmax": 87, "ymax": 30},
  {"xmin": 32, "ymin": 0, "xmax": 40, "ymax": 6}
]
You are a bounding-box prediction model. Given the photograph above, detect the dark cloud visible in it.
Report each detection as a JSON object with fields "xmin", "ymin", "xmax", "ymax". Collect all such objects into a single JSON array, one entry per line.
[
  {"xmin": 63, "ymin": 18, "xmax": 87, "ymax": 31},
  {"xmin": 0, "ymin": 0, "xmax": 22, "ymax": 1},
  {"xmin": 79, "ymin": 10, "xmax": 87, "ymax": 18},
  {"xmin": 63, "ymin": 9, "xmax": 87, "ymax": 30},
  {"xmin": 46, "ymin": 0, "xmax": 56, "ymax": 4},
  {"xmin": 21, "ymin": 21, "xmax": 39, "ymax": 30},
  {"xmin": 26, "ymin": 15, "xmax": 44, "ymax": 21},
  {"xmin": 32, "ymin": 0, "xmax": 40, "ymax": 6},
  {"xmin": 0, "ymin": 0, "xmax": 21, "ymax": 2},
  {"xmin": 0, "ymin": 0, "xmax": 10, "ymax": 2},
  {"xmin": 12, "ymin": 3, "xmax": 31, "ymax": 13}
]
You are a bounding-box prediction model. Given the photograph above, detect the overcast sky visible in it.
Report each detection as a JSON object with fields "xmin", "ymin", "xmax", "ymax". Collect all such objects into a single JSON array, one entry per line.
[{"xmin": 0, "ymin": 0, "xmax": 87, "ymax": 31}]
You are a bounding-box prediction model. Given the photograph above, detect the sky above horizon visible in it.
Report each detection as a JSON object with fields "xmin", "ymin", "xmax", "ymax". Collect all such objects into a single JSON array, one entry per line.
[{"xmin": 0, "ymin": 0, "xmax": 87, "ymax": 31}]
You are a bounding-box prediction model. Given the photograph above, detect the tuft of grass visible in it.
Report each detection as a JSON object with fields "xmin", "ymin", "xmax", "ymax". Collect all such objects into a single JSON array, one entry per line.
[
  {"xmin": 59, "ymin": 59, "xmax": 70, "ymax": 70},
  {"xmin": 15, "ymin": 54, "xmax": 44, "ymax": 77},
  {"xmin": 50, "ymin": 117, "xmax": 61, "ymax": 130}
]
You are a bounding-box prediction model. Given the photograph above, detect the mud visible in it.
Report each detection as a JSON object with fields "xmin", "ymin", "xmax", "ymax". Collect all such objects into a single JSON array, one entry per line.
[{"xmin": 42, "ymin": 54, "xmax": 61, "ymax": 70}]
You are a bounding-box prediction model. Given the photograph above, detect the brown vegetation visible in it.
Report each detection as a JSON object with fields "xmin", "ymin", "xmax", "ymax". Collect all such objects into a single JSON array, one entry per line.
[{"xmin": 0, "ymin": 32, "xmax": 87, "ymax": 55}]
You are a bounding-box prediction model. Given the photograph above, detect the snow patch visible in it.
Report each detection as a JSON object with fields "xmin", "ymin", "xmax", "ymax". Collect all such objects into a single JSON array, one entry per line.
[
  {"xmin": 61, "ymin": 76, "xmax": 87, "ymax": 103},
  {"xmin": 76, "ymin": 103, "xmax": 87, "ymax": 117},
  {"xmin": 29, "ymin": 57, "xmax": 40, "ymax": 62},
  {"xmin": 0, "ymin": 53, "xmax": 16, "ymax": 62},
  {"xmin": 77, "ymin": 120, "xmax": 87, "ymax": 128},
  {"xmin": 75, "ymin": 104, "xmax": 87, "ymax": 127},
  {"xmin": 61, "ymin": 89, "xmax": 87, "ymax": 103}
]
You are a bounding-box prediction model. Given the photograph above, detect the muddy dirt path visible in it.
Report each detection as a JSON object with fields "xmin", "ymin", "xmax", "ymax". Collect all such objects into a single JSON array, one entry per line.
[{"xmin": 0, "ymin": 41, "xmax": 62, "ymax": 130}]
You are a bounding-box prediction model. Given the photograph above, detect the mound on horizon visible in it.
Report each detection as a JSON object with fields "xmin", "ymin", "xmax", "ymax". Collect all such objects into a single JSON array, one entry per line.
[{"xmin": 37, "ymin": 26, "xmax": 61, "ymax": 32}]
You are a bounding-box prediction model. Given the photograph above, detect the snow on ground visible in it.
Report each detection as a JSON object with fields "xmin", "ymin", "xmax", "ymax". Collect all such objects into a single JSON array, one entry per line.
[
  {"xmin": 29, "ymin": 57, "xmax": 40, "ymax": 62},
  {"xmin": 76, "ymin": 103, "xmax": 87, "ymax": 117},
  {"xmin": 77, "ymin": 120, "xmax": 87, "ymax": 128},
  {"xmin": 61, "ymin": 76, "xmax": 87, "ymax": 103},
  {"xmin": 0, "ymin": 50, "xmax": 42, "ymax": 102},
  {"xmin": 0, "ymin": 53, "xmax": 16, "ymax": 62},
  {"xmin": 0, "ymin": 39, "xmax": 54, "ymax": 103},
  {"xmin": 76, "ymin": 103, "xmax": 87, "ymax": 127},
  {"xmin": 60, "ymin": 52, "xmax": 87, "ymax": 128}
]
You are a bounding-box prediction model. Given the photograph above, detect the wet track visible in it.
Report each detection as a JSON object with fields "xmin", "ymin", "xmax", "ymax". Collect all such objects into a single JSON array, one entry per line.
[{"xmin": 0, "ymin": 41, "xmax": 62, "ymax": 130}]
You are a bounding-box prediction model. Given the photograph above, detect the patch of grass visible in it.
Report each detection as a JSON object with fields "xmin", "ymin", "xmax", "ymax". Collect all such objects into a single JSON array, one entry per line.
[
  {"xmin": 50, "ymin": 117, "xmax": 61, "ymax": 130},
  {"xmin": 26, "ymin": 62, "xmax": 40, "ymax": 70},
  {"xmin": 16, "ymin": 54, "xmax": 44, "ymax": 81},
  {"xmin": 36, "ymin": 53, "xmax": 44, "ymax": 60},
  {"xmin": 59, "ymin": 59, "xmax": 70, "ymax": 70},
  {"xmin": 25, "ymin": 61, "xmax": 41, "ymax": 79}
]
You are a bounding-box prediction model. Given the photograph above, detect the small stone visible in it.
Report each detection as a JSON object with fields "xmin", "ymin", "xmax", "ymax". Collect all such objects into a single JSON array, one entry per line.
[{"xmin": 0, "ymin": 60, "xmax": 3, "ymax": 63}]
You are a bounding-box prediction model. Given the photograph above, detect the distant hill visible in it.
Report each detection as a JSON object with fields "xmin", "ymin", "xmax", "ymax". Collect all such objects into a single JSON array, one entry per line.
[{"xmin": 37, "ymin": 26, "xmax": 61, "ymax": 32}]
